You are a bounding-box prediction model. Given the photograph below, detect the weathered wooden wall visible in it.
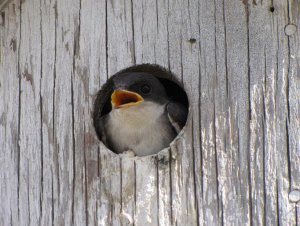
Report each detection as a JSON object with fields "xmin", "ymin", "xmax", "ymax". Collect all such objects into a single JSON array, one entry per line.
[{"xmin": 0, "ymin": 0, "xmax": 299, "ymax": 225}]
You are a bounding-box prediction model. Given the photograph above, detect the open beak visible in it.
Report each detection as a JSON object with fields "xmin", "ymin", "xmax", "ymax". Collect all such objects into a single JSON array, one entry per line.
[{"xmin": 111, "ymin": 90, "xmax": 144, "ymax": 109}]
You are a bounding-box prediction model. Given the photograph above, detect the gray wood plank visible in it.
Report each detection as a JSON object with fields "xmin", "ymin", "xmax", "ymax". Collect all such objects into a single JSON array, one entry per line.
[
  {"xmin": 272, "ymin": 1, "xmax": 297, "ymax": 225},
  {"xmin": 73, "ymin": 0, "xmax": 107, "ymax": 225},
  {"xmin": 286, "ymin": 0, "xmax": 300, "ymax": 195},
  {"xmin": 52, "ymin": 0, "xmax": 80, "ymax": 224},
  {"xmin": 157, "ymin": 149, "xmax": 172, "ymax": 226},
  {"xmin": 248, "ymin": 1, "xmax": 279, "ymax": 225},
  {"xmin": 39, "ymin": 1, "xmax": 56, "ymax": 226},
  {"xmin": 135, "ymin": 157, "xmax": 158, "ymax": 226},
  {"xmin": 0, "ymin": 0, "xmax": 10, "ymax": 11},
  {"xmin": 197, "ymin": 0, "xmax": 222, "ymax": 224},
  {"xmin": 18, "ymin": 0, "xmax": 42, "ymax": 224},
  {"xmin": 0, "ymin": 2, "xmax": 20, "ymax": 226},
  {"xmin": 0, "ymin": 0, "xmax": 299, "ymax": 225},
  {"xmin": 120, "ymin": 156, "xmax": 135, "ymax": 226},
  {"xmin": 107, "ymin": 0, "xmax": 135, "ymax": 74}
]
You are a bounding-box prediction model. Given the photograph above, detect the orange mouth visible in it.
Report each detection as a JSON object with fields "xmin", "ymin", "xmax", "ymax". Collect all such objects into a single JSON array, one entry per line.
[{"xmin": 111, "ymin": 90, "xmax": 144, "ymax": 109}]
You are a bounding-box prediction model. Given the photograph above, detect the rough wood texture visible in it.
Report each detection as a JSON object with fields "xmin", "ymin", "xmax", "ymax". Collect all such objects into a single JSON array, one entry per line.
[
  {"xmin": 0, "ymin": 0, "xmax": 10, "ymax": 11},
  {"xmin": 0, "ymin": 0, "xmax": 299, "ymax": 225}
]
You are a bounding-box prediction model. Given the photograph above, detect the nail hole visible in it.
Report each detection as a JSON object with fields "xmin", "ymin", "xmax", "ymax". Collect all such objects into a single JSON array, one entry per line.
[
  {"xmin": 188, "ymin": 38, "xmax": 197, "ymax": 44},
  {"xmin": 270, "ymin": 6, "xmax": 275, "ymax": 12},
  {"xmin": 93, "ymin": 64, "xmax": 189, "ymax": 157}
]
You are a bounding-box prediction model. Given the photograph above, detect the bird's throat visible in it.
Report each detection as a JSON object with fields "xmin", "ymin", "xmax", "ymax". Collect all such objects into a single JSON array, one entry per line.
[{"xmin": 111, "ymin": 90, "xmax": 144, "ymax": 109}]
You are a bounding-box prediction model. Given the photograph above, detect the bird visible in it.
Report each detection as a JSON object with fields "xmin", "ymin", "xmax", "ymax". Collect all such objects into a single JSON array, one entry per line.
[{"xmin": 97, "ymin": 72, "xmax": 188, "ymax": 156}]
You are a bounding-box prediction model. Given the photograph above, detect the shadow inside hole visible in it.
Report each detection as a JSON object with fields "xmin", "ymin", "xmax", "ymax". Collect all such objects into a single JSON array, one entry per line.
[{"xmin": 93, "ymin": 64, "xmax": 189, "ymax": 153}]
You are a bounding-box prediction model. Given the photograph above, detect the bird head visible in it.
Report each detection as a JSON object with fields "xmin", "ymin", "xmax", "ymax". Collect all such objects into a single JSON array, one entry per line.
[{"xmin": 111, "ymin": 72, "xmax": 168, "ymax": 109}]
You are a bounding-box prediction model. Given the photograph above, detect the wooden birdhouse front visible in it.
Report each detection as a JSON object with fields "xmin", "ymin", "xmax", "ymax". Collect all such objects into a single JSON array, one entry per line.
[{"xmin": 0, "ymin": 0, "xmax": 299, "ymax": 225}]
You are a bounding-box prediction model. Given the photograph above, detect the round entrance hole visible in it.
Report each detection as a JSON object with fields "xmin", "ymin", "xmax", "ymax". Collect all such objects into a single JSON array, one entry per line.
[{"xmin": 93, "ymin": 64, "xmax": 189, "ymax": 156}]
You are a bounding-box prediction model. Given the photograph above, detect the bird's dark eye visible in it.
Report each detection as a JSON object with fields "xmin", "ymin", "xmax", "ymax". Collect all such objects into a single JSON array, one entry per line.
[{"xmin": 140, "ymin": 84, "xmax": 152, "ymax": 94}]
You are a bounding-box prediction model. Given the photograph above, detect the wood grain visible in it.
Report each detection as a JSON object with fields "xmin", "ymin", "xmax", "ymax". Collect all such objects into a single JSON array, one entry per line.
[
  {"xmin": 0, "ymin": 0, "xmax": 299, "ymax": 225},
  {"xmin": 0, "ymin": 0, "xmax": 10, "ymax": 12}
]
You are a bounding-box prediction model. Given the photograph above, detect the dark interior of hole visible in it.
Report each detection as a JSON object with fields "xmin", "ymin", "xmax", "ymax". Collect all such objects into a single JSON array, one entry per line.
[
  {"xmin": 158, "ymin": 77, "xmax": 189, "ymax": 108},
  {"xmin": 101, "ymin": 96, "xmax": 112, "ymax": 116},
  {"xmin": 100, "ymin": 76, "xmax": 189, "ymax": 117}
]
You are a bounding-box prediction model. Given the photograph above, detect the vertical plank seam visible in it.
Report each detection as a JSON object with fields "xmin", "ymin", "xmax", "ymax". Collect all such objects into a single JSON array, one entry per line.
[
  {"xmin": 276, "ymin": 179, "xmax": 280, "ymax": 225},
  {"xmin": 286, "ymin": 120, "xmax": 292, "ymax": 191},
  {"xmin": 156, "ymin": 160, "xmax": 160, "ymax": 226},
  {"xmin": 262, "ymin": 59, "xmax": 267, "ymax": 226},
  {"xmin": 130, "ymin": 0, "xmax": 136, "ymax": 64},
  {"xmin": 275, "ymin": 20, "xmax": 279, "ymax": 107},
  {"xmin": 296, "ymin": 207, "xmax": 298, "ymax": 226},
  {"xmin": 166, "ymin": 0, "xmax": 172, "ymax": 223},
  {"xmin": 98, "ymin": 146, "xmax": 102, "ymax": 225},
  {"xmin": 286, "ymin": 0, "xmax": 292, "ymax": 199},
  {"xmin": 222, "ymin": 0, "xmax": 229, "ymax": 98},
  {"xmin": 141, "ymin": 0, "xmax": 144, "ymax": 62},
  {"xmin": 166, "ymin": 0, "xmax": 170, "ymax": 70},
  {"xmin": 99, "ymin": 2, "xmax": 107, "ymax": 221},
  {"xmin": 246, "ymin": 3, "xmax": 251, "ymax": 121},
  {"xmin": 71, "ymin": 0, "xmax": 82, "ymax": 220},
  {"xmin": 84, "ymin": 121, "xmax": 89, "ymax": 226},
  {"xmin": 71, "ymin": 66, "xmax": 76, "ymax": 226},
  {"xmin": 96, "ymin": 146, "xmax": 100, "ymax": 224},
  {"xmin": 245, "ymin": 2, "xmax": 253, "ymax": 225},
  {"xmin": 213, "ymin": 0, "xmax": 218, "ymax": 85},
  {"xmin": 262, "ymin": 111, "xmax": 266, "ymax": 225},
  {"xmin": 105, "ymin": 0, "xmax": 108, "ymax": 79},
  {"xmin": 133, "ymin": 160, "xmax": 137, "ymax": 226},
  {"xmin": 17, "ymin": 0, "xmax": 23, "ymax": 222},
  {"xmin": 1, "ymin": 28, "xmax": 7, "ymax": 221},
  {"xmin": 39, "ymin": 0, "xmax": 44, "ymax": 224},
  {"xmin": 52, "ymin": 0, "xmax": 58, "ymax": 224},
  {"xmin": 191, "ymin": 117, "xmax": 200, "ymax": 226},
  {"xmin": 168, "ymin": 149, "xmax": 173, "ymax": 226},
  {"xmin": 196, "ymin": 0, "xmax": 203, "ymax": 201},
  {"xmin": 109, "ymin": 178, "xmax": 113, "ymax": 224},
  {"xmin": 213, "ymin": 94, "xmax": 221, "ymax": 225},
  {"xmin": 27, "ymin": 163, "xmax": 31, "ymax": 225},
  {"xmin": 53, "ymin": 0, "xmax": 60, "ymax": 207},
  {"xmin": 275, "ymin": 23, "xmax": 279, "ymax": 226},
  {"xmin": 286, "ymin": 0, "xmax": 291, "ymax": 122},
  {"xmin": 120, "ymin": 158, "xmax": 123, "ymax": 226},
  {"xmin": 264, "ymin": 46, "xmax": 267, "ymax": 91},
  {"xmin": 155, "ymin": 0, "xmax": 158, "ymax": 64},
  {"xmin": 51, "ymin": 171, "xmax": 54, "ymax": 226},
  {"xmin": 180, "ymin": 36, "xmax": 183, "ymax": 84}
]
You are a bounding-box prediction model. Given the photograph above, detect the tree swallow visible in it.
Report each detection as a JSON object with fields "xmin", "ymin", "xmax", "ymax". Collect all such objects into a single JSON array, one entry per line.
[{"xmin": 97, "ymin": 72, "xmax": 188, "ymax": 156}]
